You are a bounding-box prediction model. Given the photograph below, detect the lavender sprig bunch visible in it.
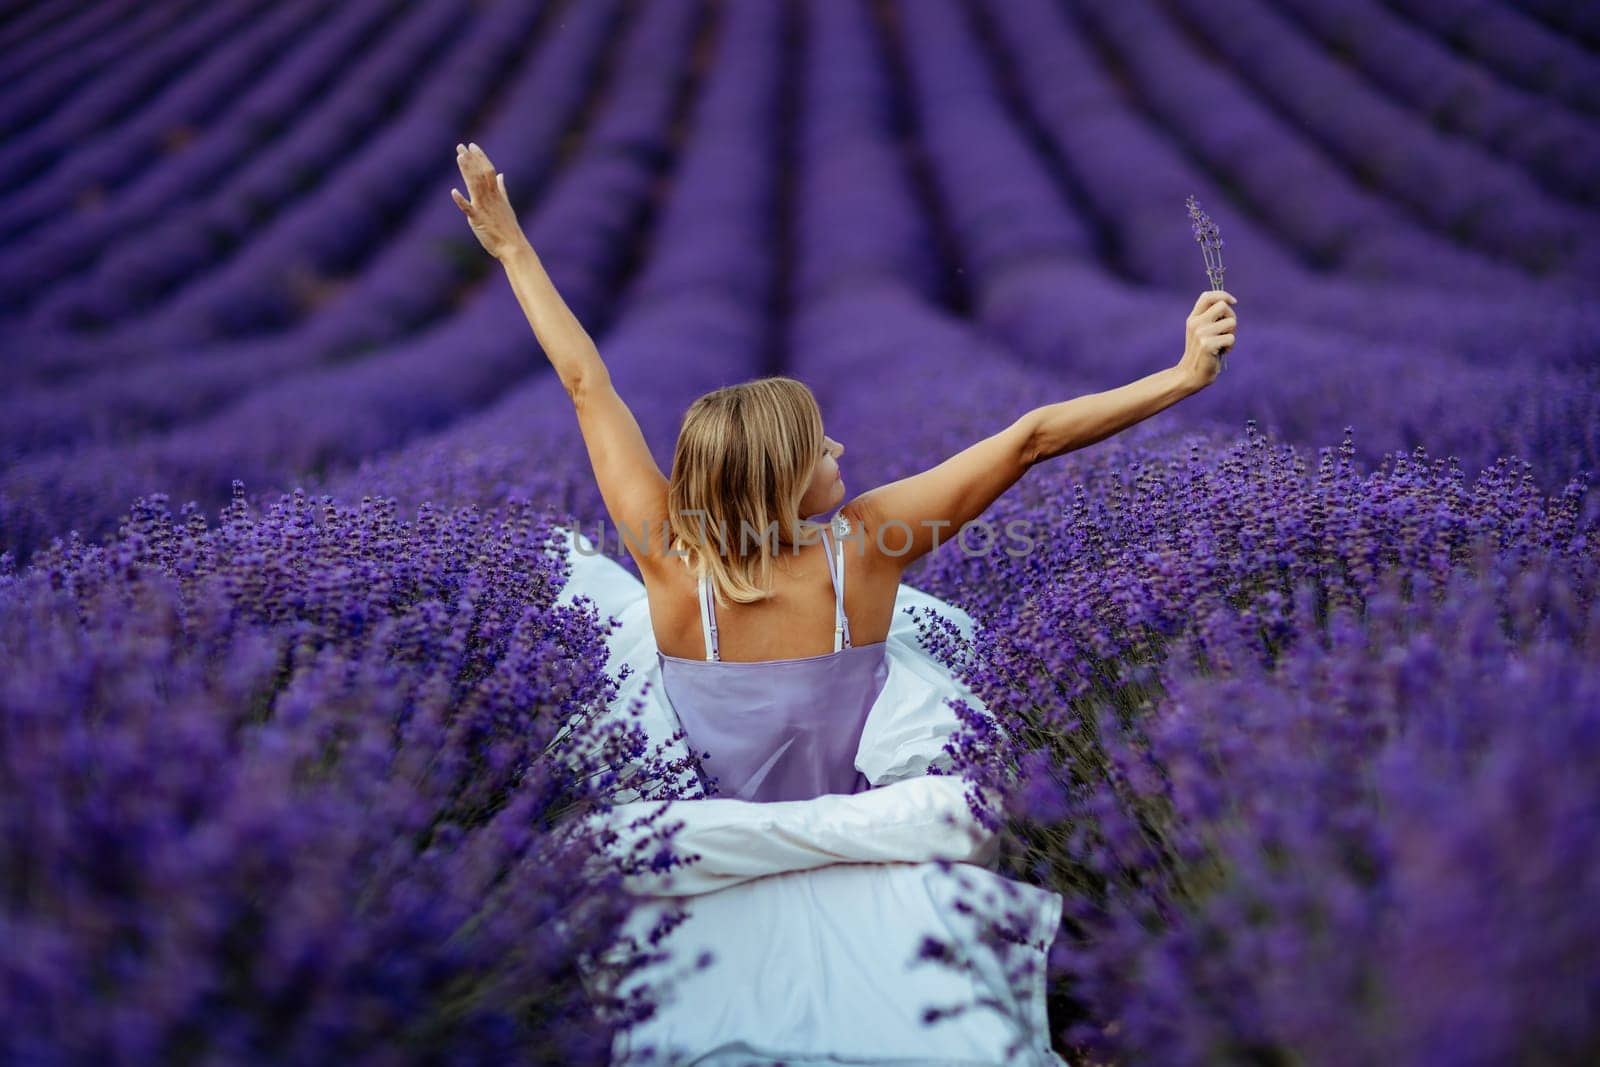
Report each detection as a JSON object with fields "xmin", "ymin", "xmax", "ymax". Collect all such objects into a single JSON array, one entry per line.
[{"xmin": 1186, "ymin": 194, "xmax": 1228, "ymax": 371}]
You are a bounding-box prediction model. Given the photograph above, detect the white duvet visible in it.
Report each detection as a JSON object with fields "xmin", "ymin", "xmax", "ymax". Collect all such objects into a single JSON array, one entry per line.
[{"xmin": 556, "ymin": 529, "xmax": 1065, "ymax": 1065}]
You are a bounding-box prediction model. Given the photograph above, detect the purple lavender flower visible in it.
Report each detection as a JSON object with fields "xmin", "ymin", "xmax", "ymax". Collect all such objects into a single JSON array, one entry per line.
[{"xmin": 1187, "ymin": 194, "xmax": 1229, "ymax": 370}]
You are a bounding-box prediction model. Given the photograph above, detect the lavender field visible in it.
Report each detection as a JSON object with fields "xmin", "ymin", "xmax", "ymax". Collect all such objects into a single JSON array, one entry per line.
[{"xmin": 2, "ymin": 0, "xmax": 1598, "ymax": 1062}]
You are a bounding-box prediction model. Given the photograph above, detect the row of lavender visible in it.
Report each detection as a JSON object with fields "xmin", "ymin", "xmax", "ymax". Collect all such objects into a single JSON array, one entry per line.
[
  {"xmin": 3, "ymin": 0, "xmax": 1600, "ymax": 379},
  {"xmin": 0, "ymin": 0, "xmax": 614, "ymax": 433},
  {"xmin": 0, "ymin": 0, "xmax": 156, "ymax": 94},
  {"xmin": 1273, "ymin": 0, "xmax": 1600, "ymax": 204},
  {"xmin": 0, "ymin": 0, "xmax": 276, "ymax": 198},
  {"xmin": 0, "ymin": 0, "xmax": 336, "ymax": 238},
  {"xmin": 7, "ymin": 0, "xmax": 514, "ymax": 336},
  {"xmin": 3, "ymin": 0, "xmax": 1595, "ymax": 575},
  {"xmin": 0, "ymin": 0, "xmax": 701, "ymax": 561},
  {"xmin": 9, "ymin": 0, "xmax": 1587, "ymax": 355},
  {"xmin": 1160, "ymin": 0, "xmax": 1600, "ymax": 273},
  {"xmin": 1380, "ymin": 0, "xmax": 1600, "ymax": 111},
  {"xmin": 3, "ymin": 0, "xmax": 433, "ymax": 300}
]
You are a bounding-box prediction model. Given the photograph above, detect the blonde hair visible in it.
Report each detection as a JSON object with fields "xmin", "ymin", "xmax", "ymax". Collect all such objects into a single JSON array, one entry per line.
[{"xmin": 667, "ymin": 376, "xmax": 830, "ymax": 605}]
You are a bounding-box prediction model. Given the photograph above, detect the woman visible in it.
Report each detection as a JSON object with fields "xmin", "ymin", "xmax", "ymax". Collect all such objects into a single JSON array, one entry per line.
[
  {"xmin": 451, "ymin": 141, "xmax": 1237, "ymax": 803},
  {"xmin": 455, "ymin": 141, "xmax": 1236, "ymax": 1062}
]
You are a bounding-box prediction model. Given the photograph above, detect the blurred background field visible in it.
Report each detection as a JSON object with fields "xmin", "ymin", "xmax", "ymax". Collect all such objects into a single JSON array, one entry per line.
[{"xmin": 1, "ymin": 1, "xmax": 1597, "ymax": 1062}]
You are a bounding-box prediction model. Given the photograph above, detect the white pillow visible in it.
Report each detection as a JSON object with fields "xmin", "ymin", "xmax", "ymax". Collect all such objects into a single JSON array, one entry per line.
[{"xmin": 581, "ymin": 774, "xmax": 998, "ymax": 897}]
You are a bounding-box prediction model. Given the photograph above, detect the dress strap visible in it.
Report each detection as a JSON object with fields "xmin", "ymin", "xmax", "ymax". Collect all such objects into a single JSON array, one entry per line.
[
  {"xmin": 696, "ymin": 573, "xmax": 720, "ymax": 661},
  {"xmin": 820, "ymin": 518, "xmax": 852, "ymax": 652}
]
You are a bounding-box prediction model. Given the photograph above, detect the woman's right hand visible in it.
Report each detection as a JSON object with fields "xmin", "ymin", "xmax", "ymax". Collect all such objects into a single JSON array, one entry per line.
[
  {"xmin": 1179, "ymin": 290, "xmax": 1238, "ymax": 388},
  {"xmin": 451, "ymin": 142, "xmax": 527, "ymax": 261}
]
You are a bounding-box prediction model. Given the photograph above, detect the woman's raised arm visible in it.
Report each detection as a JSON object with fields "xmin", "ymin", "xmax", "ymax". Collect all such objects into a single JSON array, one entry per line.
[
  {"xmin": 451, "ymin": 142, "xmax": 669, "ymax": 561},
  {"xmin": 451, "ymin": 142, "xmax": 605, "ymax": 399},
  {"xmin": 1025, "ymin": 289, "xmax": 1236, "ymax": 464},
  {"xmin": 843, "ymin": 290, "xmax": 1237, "ymax": 571}
]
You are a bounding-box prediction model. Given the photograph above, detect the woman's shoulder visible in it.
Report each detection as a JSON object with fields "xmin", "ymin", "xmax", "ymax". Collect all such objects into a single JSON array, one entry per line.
[{"xmin": 832, "ymin": 498, "xmax": 897, "ymax": 578}]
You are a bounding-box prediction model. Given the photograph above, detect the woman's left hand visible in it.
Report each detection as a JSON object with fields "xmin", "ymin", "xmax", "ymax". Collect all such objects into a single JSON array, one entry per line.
[
  {"xmin": 451, "ymin": 142, "xmax": 526, "ymax": 261},
  {"xmin": 1178, "ymin": 289, "xmax": 1238, "ymax": 389}
]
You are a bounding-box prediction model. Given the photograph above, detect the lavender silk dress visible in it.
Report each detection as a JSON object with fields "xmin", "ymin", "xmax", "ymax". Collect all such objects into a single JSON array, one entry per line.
[{"xmin": 657, "ymin": 516, "xmax": 890, "ymax": 803}]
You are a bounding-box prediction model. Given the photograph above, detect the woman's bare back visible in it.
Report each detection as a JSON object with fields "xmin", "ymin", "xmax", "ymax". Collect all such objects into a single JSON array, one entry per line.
[{"xmin": 646, "ymin": 515, "xmax": 900, "ymax": 662}]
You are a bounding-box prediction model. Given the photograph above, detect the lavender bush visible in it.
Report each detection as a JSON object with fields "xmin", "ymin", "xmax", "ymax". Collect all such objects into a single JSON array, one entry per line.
[
  {"xmin": 910, "ymin": 424, "xmax": 1599, "ymax": 1064},
  {"xmin": 1041, "ymin": 564, "xmax": 1600, "ymax": 1065},
  {"xmin": 0, "ymin": 485, "xmax": 686, "ymax": 1063}
]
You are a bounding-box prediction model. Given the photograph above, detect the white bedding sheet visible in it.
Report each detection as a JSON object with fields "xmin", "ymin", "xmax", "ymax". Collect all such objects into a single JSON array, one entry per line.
[{"xmin": 611, "ymin": 862, "xmax": 1064, "ymax": 1066}]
